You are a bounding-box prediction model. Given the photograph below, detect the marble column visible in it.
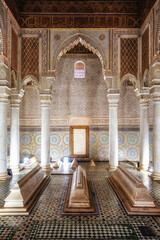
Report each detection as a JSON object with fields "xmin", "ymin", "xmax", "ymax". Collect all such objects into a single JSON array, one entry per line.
[
  {"xmin": 0, "ymin": 86, "xmax": 11, "ymax": 180},
  {"xmin": 10, "ymin": 89, "xmax": 24, "ymax": 173},
  {"xmin": 137, "ymin": 92, "xmax": 150, "ymax": 172},
  {"xmin": 40, "ymin": 91, "xmax": 52, "ymax": 172},
  {"xmin": 150, "ymin": 84, "xmax": 160, "ymax": 180},
  {"xmin": 107, "ymin": 90, "xmax": 120, "ymax": 171}
]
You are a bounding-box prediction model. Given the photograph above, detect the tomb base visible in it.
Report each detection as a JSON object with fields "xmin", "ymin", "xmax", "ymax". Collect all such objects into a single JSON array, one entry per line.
[
  {"xmin": 63, "ymin": 166, "xmax": 97, "ymax": 215},
  {"xmin": 0, "ymin": 166, "xmax": 50, "ymax": 215},
  {"xmin": 108, "ymin": 166, "xmax": 160, "ymax": 215}
]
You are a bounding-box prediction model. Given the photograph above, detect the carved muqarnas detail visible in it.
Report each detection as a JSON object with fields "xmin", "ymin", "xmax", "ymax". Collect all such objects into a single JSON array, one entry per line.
[{"xmin": 56, "ymin": 37, "xmax": 104, "ymax": 70}]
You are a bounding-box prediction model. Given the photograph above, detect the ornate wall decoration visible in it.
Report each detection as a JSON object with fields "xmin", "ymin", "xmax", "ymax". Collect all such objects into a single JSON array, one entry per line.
[
  {"xmin": 51, "ymin": 31, "xmax": 110, "ymax": 71},
  {"xmin": 19, "ymin": 14, "xmax": 141, "ymax": 29},
  {"xmin": 11, "ymin": 27, "xmax": 18, "ymax": 73},
  {"xmin": 22, "ymin": 1, "xmax": 139, "ymax": 14},
  {"xmin": 113, "ymin": 29, "xmax": 139, "ymax": 81},
  {"xmin": 21, "ymin": 36, "xmax": 39, "ymax": 80},
  {"xmin": 21, "ymin": 29, "xmax": 48, "ymax": 76},
  {"xmin": 6, "ymin": 129, "xmax": 152, "ymax": 162},
  {"xmin": 0, "ymin": 1, "xmax": 7, "ymax": 56},
  {"xmin": 141, "ymin": 0, "xmax": 157, "ymax": 24},
  {"xmin": 154, "ymin": 1, "xmax": 160, "ymax": 57},
  {"xmin": 142, "ymin": 27, "xmax": 149, "ymax": 78},
  {"xmin": 56, "ymin": 37, "xmax": 105, "ymax": 70},
  {"xmin": 120, "ymin": 37, "xmax": 138, "ymax": 79}
]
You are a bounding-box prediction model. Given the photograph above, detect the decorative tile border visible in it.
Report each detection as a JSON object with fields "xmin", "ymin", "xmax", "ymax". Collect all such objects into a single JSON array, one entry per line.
[{"xmin": 7, "ymin": 130, "xmax": 153, "ymax": 161}]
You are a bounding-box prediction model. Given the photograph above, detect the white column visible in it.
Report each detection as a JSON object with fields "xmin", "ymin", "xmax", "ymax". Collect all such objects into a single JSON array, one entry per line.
[
  {"xmin": 0, "ymin": 86, "xmax": 11, "ymax": 180},
  {"xmin": 107, "ymin": 90, "xmax": 120, "ymax": 171},
  {"xmin": 10, "ymin": 90, "xmax": 24, "ymax": 173},
  {"xmin": 137, "ymin": 93, "xmax": 150, "ymax": 172},
  {"xmin": 150, "ymin": 84, "xmax": 160, "ymax": 180},
  {"xmin": 40, "ymin": 91, "xmax": 52, "ymax": 172}
]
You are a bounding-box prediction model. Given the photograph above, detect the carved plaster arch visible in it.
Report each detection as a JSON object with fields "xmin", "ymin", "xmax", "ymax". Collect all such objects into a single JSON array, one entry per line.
[
  {"xmin": 121, "ymin": 74, "xmax": 138, "ymax": 89},
  {"xmin": 53, "ymin": 34, "xmax": 107, "ymax": 72},
  {"xmin": 22, "ymin": 75, "xmax": 38, "ymax": 87}
]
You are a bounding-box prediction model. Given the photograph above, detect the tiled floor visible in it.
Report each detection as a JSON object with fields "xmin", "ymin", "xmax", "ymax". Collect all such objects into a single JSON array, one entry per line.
[{"xmin": 0, "ymin": 162, "xmax": 160, "ymax": 239}]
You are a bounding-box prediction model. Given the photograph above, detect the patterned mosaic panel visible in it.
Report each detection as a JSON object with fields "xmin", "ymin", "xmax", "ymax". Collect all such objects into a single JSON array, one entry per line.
[
  {"xmin": 50, "ymin": 131, "xmax": 69, "ymax": 161},
  {"xmin": 90, "ymin": 131, "xmax": 109, "ymax": 161},
  {"xmin": 29, "ymin": 220, "xmax": 137, "ymax": 239},
  {"xmin": 142, "ymin": 27, "xmax": 149, "ymax": 77},
  {"xmin": 18, "ymin": 131, "xmax": 69, "ymax": 161},
  {"xmin": 120, "ymin": 38, "xmax": 138, "ymax": 79},
  {"xmin": 21, "ymin": 37, "xmax": 39, "ymax": 80},
  {"xmin": 90, "ymin": 130, "xmax": 153, "ymax": 161},
  {"xmin": 7, "ymin": 130, "xmax": 153, "ymax": 162},
  {"xmin": 11, "ymin": 27, "xmax": 18, "ymax": 73}
]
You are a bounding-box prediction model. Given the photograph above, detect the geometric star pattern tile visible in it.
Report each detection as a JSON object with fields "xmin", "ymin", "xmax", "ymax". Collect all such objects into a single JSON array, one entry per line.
[{"xmin": 0, "ymin": 162, "xmax": 160, "ymax": 240}]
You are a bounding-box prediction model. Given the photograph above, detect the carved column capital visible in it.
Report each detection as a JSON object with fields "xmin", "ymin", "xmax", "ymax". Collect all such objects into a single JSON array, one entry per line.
[
  {"xmin": 0, "ymin": 86, "xmax": 11, "ymax": 103},
  {"xmin": 0, "ymin": 62, "xmax": 9, "ymax": 86},
  {"xmin": 10, "ymin": 89, "xmax": 24, "ymax": 107},
  {"xmin": 150, "ymin": 83, "xmax": 160, "ymax": 102},
  {"xmin": 40, "ymin": 89, "xmax": 52, "ymax": 107},
  {"xmin": 107, "ymin": 89, "xmax": 120, "ymax": 106},
  {"xmin": 137, "ymin": 88, "xmax": 150, "ymax": 106}
]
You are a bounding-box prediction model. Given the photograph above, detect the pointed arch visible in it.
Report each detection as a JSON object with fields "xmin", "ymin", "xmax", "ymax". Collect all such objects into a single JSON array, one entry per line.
[
  {"xmin": 22, "ymin": 75, "xmax": 38, "ymax": 87},
  {"xmin": 53, "ymin": 34, "xmax": 107, "ymax": 72},
  {"xmin": 121, "ymin": 74, "xmax": 138, "ymax": 89}
]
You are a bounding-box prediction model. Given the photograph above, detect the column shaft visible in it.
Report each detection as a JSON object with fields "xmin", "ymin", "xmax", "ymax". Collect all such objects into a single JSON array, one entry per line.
[
  {"xmin": 41, "ymin": 106, "xmax": 50, "ymax": 169},
  {"xmin": 107, "ymin": 91, "xmax": 120, "ymax": 171},
  {"xmin": 0, "ymin": 101, "xmax": 9, "ymax": 180},
  {"xmin": 10, "ymin": 90, "xmax": 24, "ymax": 173},
  {"xmin": 40, "ymin": 91, "xmax": 52, "ymax": 172},
  {"xmin": 109, "ymin": 105, "xmax": 118, "ymax": 170},
  {"xmin": 139, "ymin": 101, "xmax": 149, "ymax": 171},
  {"xmin": 152, "ymin": 100, "xmax": 160, "ymax": 179},
  {"xmin": 10, "ymin": 106, "xmax": 20, "ymax": 171}
]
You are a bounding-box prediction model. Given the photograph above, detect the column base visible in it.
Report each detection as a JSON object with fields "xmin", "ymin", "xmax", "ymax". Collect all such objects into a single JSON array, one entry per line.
[
  {"xmin": 107, "ymin": 164, "xmax": 117, "ymax": 172},
  {"xmin": 150, "ymin": 172, "xmax": 160, "ymax": 180},
  {"xmin": 0, "ymin": 172, "xmax": 10, "ymax": 181},
  {"xmin": 137, "ymin": 165, "xmax": 149, "ymax": 172},
  {"xmin": 41, "ymin": 165, "xmax": 52, "ymax": 172}
]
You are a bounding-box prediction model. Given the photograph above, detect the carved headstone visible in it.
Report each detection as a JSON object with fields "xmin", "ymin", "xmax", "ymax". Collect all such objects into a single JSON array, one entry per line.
[
  {"xmin": 70, "ymin": 158, "xmax": 78, "ymax": 170},
  {"xmin": 24, "ymin": 156, "xmax": 40, "ymax": 169},
  {"xmin": 90, "ymin": 159, "xmax": 96, "ymax": 167}
]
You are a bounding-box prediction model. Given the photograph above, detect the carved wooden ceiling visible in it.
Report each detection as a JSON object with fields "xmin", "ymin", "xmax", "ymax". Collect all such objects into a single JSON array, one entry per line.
[{"xmin": 5, "ymin": 0, "xmax": 156, "ymax": 28}]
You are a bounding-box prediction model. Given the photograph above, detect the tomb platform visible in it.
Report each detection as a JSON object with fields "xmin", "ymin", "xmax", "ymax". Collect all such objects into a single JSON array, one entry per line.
[
  {"xmin": 63, "ymin": 166, "xmax": 97, "ymax": 215},
  {"xmin": 0, "ymin": 166, "xmax": 50, "ymax": 215},
  {"xmin": 108, "ymin": 165, "xmax": 160, "ymax": 215}
]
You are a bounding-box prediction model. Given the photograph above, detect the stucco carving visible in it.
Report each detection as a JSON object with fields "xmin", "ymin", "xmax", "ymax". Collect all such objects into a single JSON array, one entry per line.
[
  {"xmin": 150, "ymin": 63, "xmax": 160, "ymax": 81},
  {"xmin": 121, "ymin": 74, "xmax": 138, "ymax": 89},
  {"xmin": 113, "ymin": 29, "xmax": 140, "ymax": 88},
  {"xmin": 0, "ymin": 63, "xmax": 8, "ymax": 81},
  {"xmin": 52, "ymin": 33, "xmax": 108, "ymax": 72},
  {"xmin": 22, "ymin": 75, "xmax": 38, "ymax": 87}
]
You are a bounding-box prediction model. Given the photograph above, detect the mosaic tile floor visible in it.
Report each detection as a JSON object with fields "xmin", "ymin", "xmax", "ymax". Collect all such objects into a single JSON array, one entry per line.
[{"xmin": 0, "ymin": 162, "xmax": 160, "ymax": 240}]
